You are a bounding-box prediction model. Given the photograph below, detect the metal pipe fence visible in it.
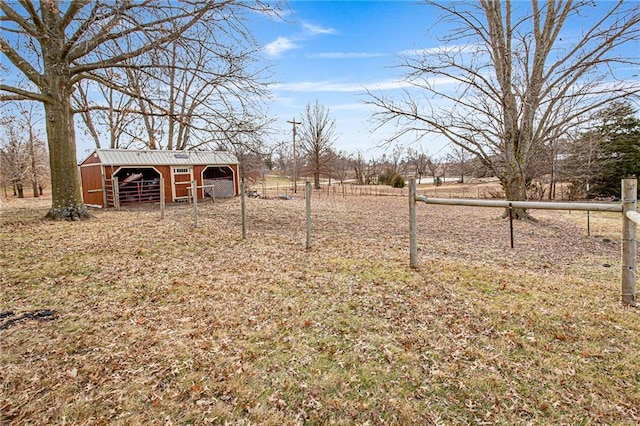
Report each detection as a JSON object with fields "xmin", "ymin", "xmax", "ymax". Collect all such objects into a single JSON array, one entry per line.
[{"xmin": 409, "ymin": 178, "xmax": 636, "ymax": 306}]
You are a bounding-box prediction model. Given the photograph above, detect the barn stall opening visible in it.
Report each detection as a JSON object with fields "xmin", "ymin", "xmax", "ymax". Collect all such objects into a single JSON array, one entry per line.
[{"xmin": 79, "ymin": 149, "xmax": 239, "ymax": 207}]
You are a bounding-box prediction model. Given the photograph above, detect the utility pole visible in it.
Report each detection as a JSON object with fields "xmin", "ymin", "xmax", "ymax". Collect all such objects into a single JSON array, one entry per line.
[{"xmin": 287, "ymin": 118, "xmax": 302, "ymax": 193}]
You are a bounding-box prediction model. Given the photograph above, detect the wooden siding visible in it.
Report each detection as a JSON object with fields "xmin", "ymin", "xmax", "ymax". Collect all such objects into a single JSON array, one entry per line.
[
  {"xmin": 80, "ymin": 164, "xmax": 104, "ymax": 206},
  {"xmin": 79, "ymin": 151, "xmax": 238, "ymax": 206},
  {"xmin": 231, "ymin": 164, "xmax": 239, "ymax": 195},
  {"xmin": 80, "ymin": 152, "xmax": 102, "ymax": 166}
]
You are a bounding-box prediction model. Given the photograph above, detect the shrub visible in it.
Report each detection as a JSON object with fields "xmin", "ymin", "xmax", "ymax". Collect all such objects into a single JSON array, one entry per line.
[
  {"xmin": 378, "ymin": 169, "xmax": 393, "ymax": 185},
  {"xmin": 389, "ymin": 173, "xmax": 405, "ymax": 188}
]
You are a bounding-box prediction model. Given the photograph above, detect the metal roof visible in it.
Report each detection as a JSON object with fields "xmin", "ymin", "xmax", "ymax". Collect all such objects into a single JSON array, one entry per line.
[{"xmin": 90, "ymin": 149, "xmax": 238, "ymax": 166}]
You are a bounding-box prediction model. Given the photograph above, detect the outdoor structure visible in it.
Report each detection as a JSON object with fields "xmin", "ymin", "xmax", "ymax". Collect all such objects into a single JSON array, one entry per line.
[{"xmin": 79, "ymin": 149, "xmax": 239, "ymax": 207}]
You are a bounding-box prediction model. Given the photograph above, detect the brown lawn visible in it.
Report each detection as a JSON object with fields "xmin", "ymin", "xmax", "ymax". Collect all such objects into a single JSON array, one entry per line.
[{"xmin": 1, "ymin": 191, "xmax": 638, "ymax": 425}]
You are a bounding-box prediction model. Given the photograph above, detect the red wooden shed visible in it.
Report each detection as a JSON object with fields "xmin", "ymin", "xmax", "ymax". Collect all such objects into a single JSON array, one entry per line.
[{"xmin": 79, "ymin": 149, "xmax": 239, "ymax": 207}]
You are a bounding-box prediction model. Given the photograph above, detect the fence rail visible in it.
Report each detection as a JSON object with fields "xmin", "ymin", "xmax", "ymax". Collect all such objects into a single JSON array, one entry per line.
[
  {"xmin": 414, "ymin": 196, "xmax": 622, "ymax": 212},
  {"xmin": 251, "ymin": 178, "xmax": 576, "ymax": 200},
  {"xmin": 105, "ymin": 177, "xmax": 161, "ymax": 208},
  {"xmin": 410, "ymin": 178, "xmax": 637, "ymax": 306},
  {"xmin": 626, "ymin": 210, "xmax": 640, "ymax": 224},
  {"xmin": 252, "ymin": 183, "xmax": 408, "ymax": 199}
]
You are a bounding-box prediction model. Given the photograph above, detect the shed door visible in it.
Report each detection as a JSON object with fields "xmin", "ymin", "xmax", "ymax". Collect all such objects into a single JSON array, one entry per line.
[{"xmin": 171, "ymin": 166, "xmax": 193, "ymax": 201}]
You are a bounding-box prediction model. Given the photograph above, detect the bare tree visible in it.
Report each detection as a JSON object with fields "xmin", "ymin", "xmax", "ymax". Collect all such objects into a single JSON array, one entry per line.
[
  {"xmin": 0, "ymin": 105, "xmax": 48, "ymax": 199},
  {"xmin": 0, "ymin": 1, "xmax": 277, "ymax": 219},
  {"xmin": 406, "ymin": 146, "xmax": 429, "ymax": 181},
  {"xmin": 369, "ymin": 1, "xmax": 640, "ymax": 219},
  {"xmin": 74, "ymin": 16, "xmax": 275, "ymax": 152},
  {"xmin": 299, "ymin": 100, "xmax": 338, "ymax": 189},
  {"xmin": 1, "ymin": 121, "xmax": 29, "ymax": 198},
  {"xmin": 561, "ymin": 131, "xmax": 604, "ymax": 199},
  {"xmin": 216, "ymin": 132, "xmax": 272, "ymax": 185},
  {"xmin": 388, "ymin": 144, "xmax": 406, "ymax": 176},
  {"xmin": 273, "ymin": 141, "xmax": 292, "ymax": 176},
  {"xmin": 447, "ymin": 145, "xmax": 473, "ymax": 183},
  {"xmin": 332, "ymin": 150, "xmax": 352, "ymax": 185},
  {"xmin": 351, "ymin": 150, "xmax": 368, "ymax": 185},
  {"xmin": 425, "ymin": 155, "xmax": 441, "ymax": 184},
  {"xmin": 20, "ymin": 105, "xmax": 49, "ymax": 197}
]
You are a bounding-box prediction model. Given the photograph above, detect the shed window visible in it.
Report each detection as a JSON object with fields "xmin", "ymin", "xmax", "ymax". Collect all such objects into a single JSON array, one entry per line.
[{"xmin": 174, "ymin": 168, "xmax": 189, "ymax": 174}]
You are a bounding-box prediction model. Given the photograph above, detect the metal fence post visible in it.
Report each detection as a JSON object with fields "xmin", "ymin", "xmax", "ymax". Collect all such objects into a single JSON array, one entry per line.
[
  {"xmin": 622, "ymin": 177, "xmax": 637, "ymax": 306},
  {"xmin": 508, "ymin": 202, "xmax": 514, "ymax": 249},
  {"xmin": 241, "ymin": 182, "xmax": 247, "ymax": 239},
  {"xmin": 409, "ymin": 178, "xmax": 418, "ymax": 269},
  {"xmin": 306, "ymin": 182, "xmax": 312, "ymax": 250}
]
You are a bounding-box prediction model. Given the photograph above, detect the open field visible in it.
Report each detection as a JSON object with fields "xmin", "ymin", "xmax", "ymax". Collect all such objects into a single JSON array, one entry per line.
[{"xmin": 1, "ymin": 192, "xmax": 639, "ymax": 424}]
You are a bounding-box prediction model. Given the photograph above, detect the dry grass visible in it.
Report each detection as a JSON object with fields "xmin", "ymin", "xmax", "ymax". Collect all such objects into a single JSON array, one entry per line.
[{"xmin": 1, "ymin": 192, "xmax": 639, "ymax": 425}]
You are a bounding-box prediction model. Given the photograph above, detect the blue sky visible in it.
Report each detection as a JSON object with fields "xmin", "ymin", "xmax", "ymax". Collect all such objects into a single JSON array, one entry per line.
[
  {"xmin": 1, "ymin": 1, "xmax": 637, "ymax": 162},
  {"xmin": 255, "ymin": 1, "xmax": 445, "ymax": 159},
  {"xmin": 255, "ymin": 0, "xmax": 640, "ymax": 160}
]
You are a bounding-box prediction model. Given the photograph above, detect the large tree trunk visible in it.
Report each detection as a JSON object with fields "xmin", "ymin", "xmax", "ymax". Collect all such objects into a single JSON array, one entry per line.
[
  {"xmin": 43, "ymin": 97, "xmax": 91, "ymax": 220},
  {"xmin": 501, "ymin": 171, "xmax": 533, "ymax": 220}
]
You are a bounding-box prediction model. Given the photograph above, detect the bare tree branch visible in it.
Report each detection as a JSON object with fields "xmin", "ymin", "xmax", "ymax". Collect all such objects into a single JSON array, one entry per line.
[{"xmin": 368, "ymin": 0, "xmax": 640, "ymax": 218}]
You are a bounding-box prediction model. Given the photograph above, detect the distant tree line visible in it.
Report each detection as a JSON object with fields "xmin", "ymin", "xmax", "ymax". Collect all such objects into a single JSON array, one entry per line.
[
  {"xmin": 0, "ymin": 105, "xmax": 50, "ymax": 199},
  {"xmin": 562, "ymin": 102, "xmax": 640, "ymax": 199},
  {"xmin": 250, "ymin": 99, "xmax": 639, "ymax": 201},
  {"xmin": 2, "ymin": 1, "xmax": 637, "ymax": 214}
]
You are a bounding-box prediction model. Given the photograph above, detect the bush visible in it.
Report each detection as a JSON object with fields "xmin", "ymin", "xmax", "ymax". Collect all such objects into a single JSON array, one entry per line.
[
  {"xmin": 389, "ymin": 173, "xmax": 405, "ymax": 188},
  {"xmin": 377, "ymin": 169, "xmax": 392, "ymax": 185}
]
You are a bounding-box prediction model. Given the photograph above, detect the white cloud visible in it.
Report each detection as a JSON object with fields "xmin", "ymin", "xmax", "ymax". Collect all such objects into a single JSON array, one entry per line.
[
  {"xmin": 306, "ymin": 52, "xmax": 386, "ymax": 59},
  {"xmin": 365, "ymin": 80, "xmax": 415, "ymax": 91},
  {"xmin": 272, "ymin": 79, "xmax": 413, "ymax": 93},
  {"xmin": 331, "ymin": 102, "xmax": 374, "ymax": 112},
  {"xmin": 264, "ymin": 37, "xmax": 299, "ymax": 57},
  {"xmin": 400, "ymin": 44, "xmax": 477, "ymax": 56},
  {"xmin": 272, "ymin": 76, "xmax": 460, "ymax": 93},
  {"xmin": 273, "ymin": 80, "xmax": 364, "ymax": 92},
  {"xmin": 302, "ymin": 22, "xmax": 337, "ymax": 35}
]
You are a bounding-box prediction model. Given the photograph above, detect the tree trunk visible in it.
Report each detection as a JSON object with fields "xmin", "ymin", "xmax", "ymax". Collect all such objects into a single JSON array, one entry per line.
[
  {"xmin": 16, "ymin": 181, "xmax": 24, "ymax": 199},
  {"xmin": 43, "ymin": 97, "xmax": 91, "ymax": 220},
  {"xmin": 29, "ymin": 133, "xmax": 39, "ymax": 198},
  {"xmin": 314, "ymin": 172, "xmax": 320, "ymax": 189},
  {"xmin": 501, "ymin": 172, "xmax": 534, "ymax": 220}
]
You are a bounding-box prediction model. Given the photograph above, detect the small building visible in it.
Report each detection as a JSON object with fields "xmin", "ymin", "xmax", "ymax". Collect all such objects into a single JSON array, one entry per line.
[{"xmin": 80, "ymin": 149, "xmax": 239, "ymax": 207}]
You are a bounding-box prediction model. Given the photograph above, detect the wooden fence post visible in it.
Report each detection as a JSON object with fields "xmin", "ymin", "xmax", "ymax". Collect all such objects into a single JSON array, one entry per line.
[
  {"xmin": 306, "ymin": 182, "xmax": 312, "ymax": 250},
  {"xmin": 192, "ymin": 180, "xmax": 198, "ymax": 228},
  {"xmin": 621, "ymin": 177, "xmax": 637, "ymax": 306},
  {"xmin": 241, "ymin": 182, "xmax": 247, "ymax": 239},
  {"xmin": 113, "ymin": 176, "xmax": 120, "ymax": 210},
  {"xmin": 159, "ymin": 178, "xmax": 165, "ymax": 220},
  {"xmin": 102, "ymin": 174, "xmax": 108, "ymax": 207},
  {"xmin": 409, "ymin": 178, "xmax": 418, "ymax": 269}
]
